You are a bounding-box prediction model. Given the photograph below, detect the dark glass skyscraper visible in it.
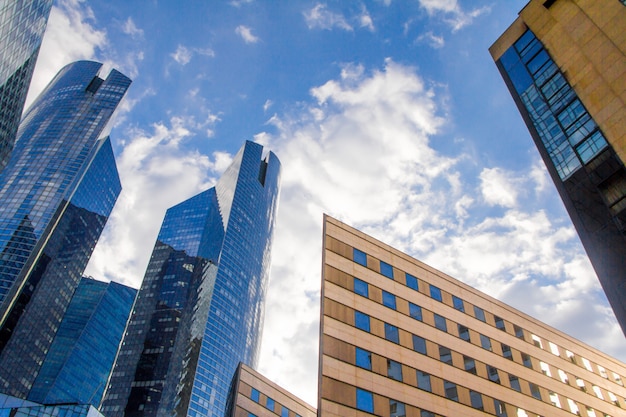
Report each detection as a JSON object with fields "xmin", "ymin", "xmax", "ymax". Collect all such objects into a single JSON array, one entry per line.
[
  {"xmin": 27, "ymin": 277, "xmax": 136, "ymax": 407},
  {"xmin": 101, "ymin": 141, "xmax": 281, "ymax": 417},
  {"xmin": 0, "ymin": 61, "xmax": 131, "ymax": 396},
  {"xmin": 0, "ymin": 0, "xmax": 53, "ymax": 171},
  {"xmin": 490, "ymin": 1, "xmax": 626, "ymax": 334}
]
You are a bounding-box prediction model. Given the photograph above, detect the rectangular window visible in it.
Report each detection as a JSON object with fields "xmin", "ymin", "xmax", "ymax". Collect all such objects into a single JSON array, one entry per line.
[
  {"xmin": 480, "ymin": 334, "xmax": 492, "ymax": 351},
  {"xmin": 413, "ymin": 335, "xmax": 427, "ymax": 354},
  {"xmin": 266, "ymin": 397, "xmax": 275, "ymax": 411},
  {"xmin": 380, "ymin": 261, "xmax": 394, "ymax": 278},
  {"xmin": 405, "ymin": 273, "xmax": 418, "ymax": 290},
  {"xmin": 420, "ymin": 411, "xmax": 434, "ymax": 417},
  {"xmin": 389, "ymin": 400, "xmax": 406, "ymax": 417},
  {"xmin": 353, "ymin": 248, "xmax": 367, "ymax": 266},
  {"xmin": 494, "ymin": 316, "xmax": 505, "ymax": 331},
  {"xmin": 356, "ymin": 347, "xmax": 372, "ymax": 370},
  {"xmin": 488, "ymin": 365, "xmax": 500, "ymax": 384},
  {"xmin": 502, "ymin": 344, "xmax": 513, "ymax": 360},
  {"xmin": 439, "ymin": 346, "xmax": 452, "ymax": 365},
  {"xmin": 251, "ymin": 388, "xmax": 260, "ymax": 402},
  {"xmin": 385, "ymin": 323, "xmax": 399, "ymax": 344},
  {"xmin": 434, "ymin": 313, "xmax": 447, "ymax": 332},
  {"xmin": 530, "ymin": 383, "xmax": 542, "ymax": 400},
  {"xmin": 464, "ymin": 355, "xmax": 476, "ymax": 374},
  {"xmin": 522, "ymin": 353, "xmax": 532, "ymax": 368},
  {"xmin": 444, "ymin": 381, "xmax": 458, "ymax": 401},
  {"xmin": 494, "ymin": 399, "xmax": 508, "ymax": 417},
  {"xmin": 387, "ymin": 359, "xmax": 403, "ymax": 381},
  {"xmin": 509, "ymin": 375, "xmax": 521, "ymax": 392},
  {"xmin": 470, "ymin": 390, "xmax": 484, "ymax": 410},
  {"xmin": 248, "ymin": 413, "xmax": 257, "ymax": 417},
  {"xmin": 416, "ymin": 370, "xmax": 431, "ymax": 392},
  {"xmin": 355, "ymin": 311, "xmax": 370, "ymax": 332},
  {"xmin": 409, "ymin": 303, "xmax": 422, "ymax": 321},
  {"xmin": 473, "ymin": 306, "xmax": 486, "ymax": 322},
  {"xmin": 429, "ymin": 285, "xmax": 442, "ymax": 301},
  {"xmin": 281, "ymin": 407, "xmax": 289, "ymax": 417},
  {"xmin": 458, "ymin": 324, "xmax": 470, "ymax": 341},
  {"xmin": 514, "ymin": 324, "xmax": 524, "ymax": 339},
  {"xmin": 356, "ymin": 388, "xmax": 374, "ymax": 413},
  {"xmin": 382, "ymin": 290, "xmax": 396, "ymax": 309},
  {"xmin": 452, "ymin": 295, "xmax": 464, "ymax": 312},
  {"xmin": 354, "ymin": 277, "xmax": 368, "ymax": 297}
]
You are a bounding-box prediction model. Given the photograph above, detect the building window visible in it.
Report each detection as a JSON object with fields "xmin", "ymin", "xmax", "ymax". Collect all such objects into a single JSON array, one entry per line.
[
  {"xmin": 354, "ymin": 277, "xmax": 368, "ymax": 297},
  {"xmin": 251, "ymin": 388, "xmax": 260, "ymax": 402},
  {"xmin": 464, "ymin": 355, "xmax": 476, "ymax": 374},
  {"xmin": 473, "ymin": 306, "xmax": 486, "ymax": 322},
  {"xmin": 266, "ymin": 397, "xmax": 275, "ymax": 411},
  {"xmin": 355, "ymin": 311, "xmax": 370, "ymax": 332},
  {"xmin": 494, "ymin": 399, "xmax": 508, "ymax": 417},
  {"xmin": 248, "ymin": 413, "xmax": 257, "ymax": 417},
  {"xmin": 356, "ymin": 347, "xmax": 372, "ymax": 370},
  {"xmin": 420, "ymin": 411, "xmax": 434, "ymax": 417},
  {"xmin": 409, "ymin": 303, "xmax": 422, "ymax": 321},
  {"xmin": 494, "ymin": 316, "xmax": 505, "ymax": 331},
  {"xmin": 458, "ymin": 324, "xmax": 470, "ymax": 341},
  {"xmin": 452, "ymin": 295, "xmax": 464, "ymax": 312},
  {"xmin": 281, "ymin": 407, "xmax": 289, "ymax": 417},
  {"xmin": 509, "ymin": 375, "xmax": 521, "ymax": 392},
  {"xmin": 356, "ymin": 388, "xmax": 374, "ymax": 413},
  {"xmin": 413, "ymin": 335, "xmax": 427, "ymax": 354},
  {"xmin": 385, "ymin": 323, "xmax": 399, "ymax": 344},
  {"xmin": 405, "ymin": 273, "xmax": 418, "ymax": 290},
  {"xmin": 439, "ymin": 346, "xmax": 452, "ymax": 365},
  {"xmin": 417, "ymin": 370, "xmax": 431, "ymax": 392},
  {"xmin": 429, "ymin": 285, "xmax": 442, "ymax": 301},
  {"xmin": 353, "ymin": 248, "xmax": 367, "ymax": 266},
  {"xmin": 521, "ymin": 353, "xmax": 532, "ymax": 368},
  {"xmin": 382, "ymin": 291, "xmax": 396, "ymax": 309},
  {"xmin": 390, "ymin": 400, "xmax": 406, "ymax": 417},
  {"xmin": 470, "ymin": 390, "xmax": 484, "ymax": 410},
  {"xmin": 502, "ymin": 344, "xmax": 513, "ymax": 360},
  {"xmin": 434, "ymin": 313, "xmax": 447, "ymax": 332},
  {"xmin": 529, "ymin": 382, "xmax": 542, "ymax": 400},
  {"xmin": 514, "ymin": 324, "xmax": 524, "ymax": 339},
  {"xmin": 380, "ymin": 261, "xmax": 394, "ymax": 278},
  {"xmin": 387, "ymin": 359, "xmax": 403, "ymax": 381},
  {"xmin": 480, "ymin": 334, "xmax": 492, "ymax": 351},
  {"xmin": 444, "ymin": 380, "xmax": 458, "ymax": 401},
  {"xmin": 488, "ymin": 365, "xmax": 500, "ymax": 384}
]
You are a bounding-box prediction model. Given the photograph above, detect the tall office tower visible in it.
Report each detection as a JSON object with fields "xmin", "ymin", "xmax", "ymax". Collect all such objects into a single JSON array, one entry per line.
[
  {"xmin": 0, "ymin": 393, "xmax": 107, "ymax": 417},
  {"xmin": 0, "ymin": 0, "xmax": 53, "ymax": 171},
  {"xmin": 101, "ymin": 141, "xmax": 281, "ymax": 417},
  {"xmin": 225, "ymin": 363, "xmax": 316, "ymax": 417},
  {"xmin": 320, "ymin": 215, "xmax": 626, "ymax": 417},
  {"xmin": 27, "ymin": 277, "xmax": 136, "ymax": 407},
  {"xmin": 0, "ymin": 61, "xmax": 130, "ymax": 397},
  {"xmin": 489, "ymin": 1, "xmax": 626, "ymax": 334}
]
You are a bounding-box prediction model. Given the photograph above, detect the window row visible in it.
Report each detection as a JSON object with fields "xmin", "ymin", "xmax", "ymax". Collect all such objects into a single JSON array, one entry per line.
[{"xmin": 249, "ymin": 387, "xmax": 303, "ymax": 417}]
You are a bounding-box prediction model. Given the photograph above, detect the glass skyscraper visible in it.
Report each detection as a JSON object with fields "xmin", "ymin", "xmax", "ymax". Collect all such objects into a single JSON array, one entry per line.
[
  {"xmin": 490, "ymin": 1, "xmax": 626, "ymax": 334},
  {"xmin": 101, "ymin": 141, "xmax": 281, "ymax": 417},
  {"xmin": 0, "ymin": 0, "xmax": 53, "ymax": 171},
  {"xmin": 0, "ymin": 61, "xmax": 131, "ymax": 396},
  {"xmin": 27, "ymin": 277, "xmax": 136, "ymax": 407}
]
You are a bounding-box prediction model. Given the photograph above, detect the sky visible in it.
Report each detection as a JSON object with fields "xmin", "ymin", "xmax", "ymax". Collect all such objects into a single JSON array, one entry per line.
[{"xmin": 25, "ymin": 0, "xmax": 626, "ymax": 407}]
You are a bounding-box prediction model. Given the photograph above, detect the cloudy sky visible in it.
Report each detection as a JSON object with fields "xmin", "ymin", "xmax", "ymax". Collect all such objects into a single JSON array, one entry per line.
[{"xmin": 27, "ymin": 0, "xmax": 625, "ymax": 406}]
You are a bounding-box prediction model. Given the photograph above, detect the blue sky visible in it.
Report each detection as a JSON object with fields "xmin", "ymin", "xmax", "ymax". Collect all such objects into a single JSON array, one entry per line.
[{"xmin": 27, "ymin": 0, "xmax": 625, "ymax": 405}]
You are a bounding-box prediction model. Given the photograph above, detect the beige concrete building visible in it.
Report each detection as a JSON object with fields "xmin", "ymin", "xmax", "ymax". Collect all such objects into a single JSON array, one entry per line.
[
  {"xmin": 319, "ymin": 214, "xmax": 626, "ymax": 417},
  {"xmin": 490, "ymin": 0, "xmax": 626, "ymax": 334},
  {"xmin": 227, "ymin": 363, "xmax": 316, "ymax": 417}
]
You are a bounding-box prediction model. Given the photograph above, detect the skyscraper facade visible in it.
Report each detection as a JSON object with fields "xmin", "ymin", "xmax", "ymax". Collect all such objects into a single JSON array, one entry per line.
[
  {"xmin": 101, "ymin": 141, "xmax": 281, "ymax": 417},
  {"xmin": 27, "ymin": 277, "xmax": 136, "ymax": 407},
  {"xmin": 0, "ymin": 60, "xmax": 131, "ymax": 397},
  {"xmin": 0, "ymin": 0, "xmax": 53, "ymax": 171},
  {"xmin": 490, "ymin": 1, "xmax": 626, "ymax": 333},
  {"xmin": 320, "ymin": 214, "xmax": 626, "ymax": 417}
]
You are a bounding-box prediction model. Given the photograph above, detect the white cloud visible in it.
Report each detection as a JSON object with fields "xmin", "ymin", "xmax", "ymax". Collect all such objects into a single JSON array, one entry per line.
[
  {"xmin": 416, "ymin": 31, "xmax": 445, "ymax": 48},
  {"xmin": 122, "ymin": 17, "xmax": 143, "ymax": 37},
  {"xmin": 479, "ymin": 167, "xmax": 520, "ymax": 208},
  {"xmin": 359, "ymin": 6, "xmax": 375, "ymax": 31},
  {"xmin": 263, "ymin": 99, "xmax": 273, "ymax": 112},
  {"xmin": 171, "ymin": 45, "xmax": 193, "ymax": 65},
  {"xmin": 235, "ymin": 25, "xmax": 260, "ymax": 44},
  {"xmin": 230, "ymin": 0, "xmax": 253, "ymax": 7},
  {"xmin": 418, "ymin": 0, "xmax": 490, "ymax": 31},
  {"xmin": 303, "ymin": 3, "xmax": 353, "ymax": 31}
]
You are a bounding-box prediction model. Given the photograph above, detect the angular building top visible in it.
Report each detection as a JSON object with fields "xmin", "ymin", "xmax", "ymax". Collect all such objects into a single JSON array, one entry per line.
[
  {"xmin": 102, "ymin": 140, "xmax": 281, "ymax": 417},
  {"xmin": 0, "ymin": 0, "xmax": 53, "ymax": 171},
  {"xmin": 320, "ymin": 214, "xmax": 626, "ymax": 417}
]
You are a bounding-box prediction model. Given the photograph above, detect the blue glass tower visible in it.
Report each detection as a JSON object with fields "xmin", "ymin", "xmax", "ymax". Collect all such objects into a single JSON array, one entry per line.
[
  {"xmin": 101, "ymin": 141, "xmax": 281, "ymax": 417},
  {"xmin": 0, "ymin": 61, "xmax": 131, "ymax": 396},
  {"xmin": 27, "ymin": 277, "xmax": 136, "ymax": 407},
  {"xmin": 0, "ymin": 0, "xmax": 53, "ymax": 171}
]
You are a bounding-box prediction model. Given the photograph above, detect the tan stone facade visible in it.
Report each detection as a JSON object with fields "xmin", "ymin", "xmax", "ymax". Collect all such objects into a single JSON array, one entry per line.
[
  {"xmin": 227, "ymin": 363, "xmax": 316, "ymax": 417},
  {"xmin": 319, "ymin": 214, "xmax": 626, "ymax": 417}
]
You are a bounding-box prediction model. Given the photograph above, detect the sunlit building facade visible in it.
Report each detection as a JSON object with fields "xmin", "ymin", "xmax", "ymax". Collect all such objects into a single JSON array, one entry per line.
[
  {"xmin": 320, "ymin": 215, "xmax": 626, "ymax": 417},
  {"xmin": 0, "ymin": 61, "xmax": 130, "ymax": 397},
  {"xmin": 101, "ymin": 141, "xmax": 281, "ymax": 417},
  {"xmin": 0, "ymin": 0, "xmax": 53, "ymax": 171},
  {"xmin": 490, "ymin": 1, "xmax": 626, "ymax": 334}
]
